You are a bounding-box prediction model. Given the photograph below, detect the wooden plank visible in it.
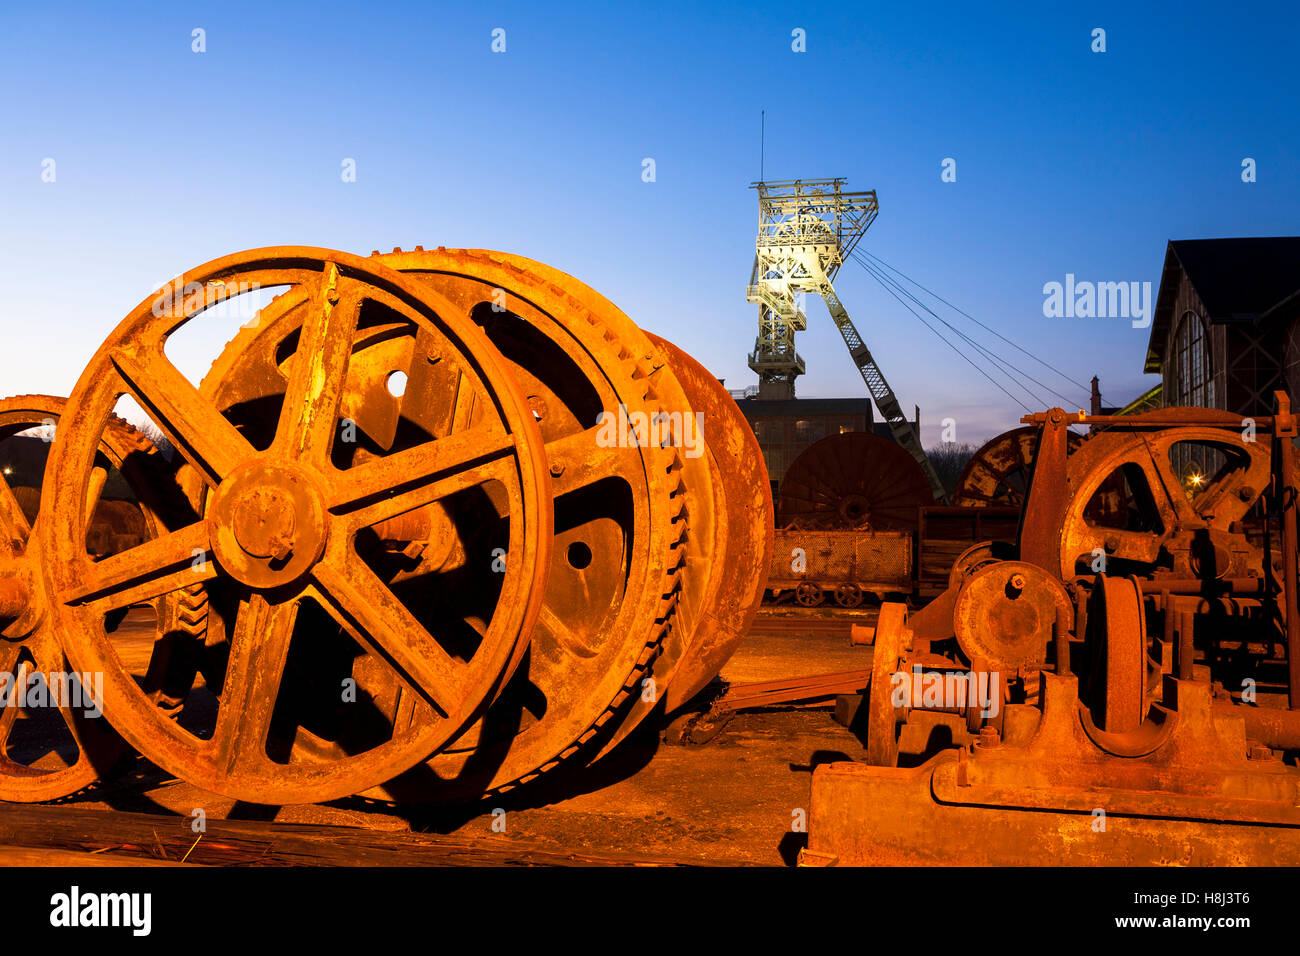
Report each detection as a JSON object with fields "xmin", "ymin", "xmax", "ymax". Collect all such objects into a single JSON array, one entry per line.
[
  {"xmin": 0, "ymin": 846, "xmax": 190, "ymax": 867},
  {"xmin": 0, "ymin": 803, "xmax": 707, "ymax": 867}
]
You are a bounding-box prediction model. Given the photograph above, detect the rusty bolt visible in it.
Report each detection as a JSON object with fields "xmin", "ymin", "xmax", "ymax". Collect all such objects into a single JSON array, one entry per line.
[
  {"xmin": 1008, "ymin": 572, "xmax": 1026, "ymax": 594},
  {"xmin": 1249, "ymin": 744, "xmax": 1273, "ymax": 761},
  {"xmin": 550, "ymin": 460, "xmax": 565, "ymax": 478},
  {"xmin": 976, "ymin": 726, "xmax": 1001, "ymax": 749}
]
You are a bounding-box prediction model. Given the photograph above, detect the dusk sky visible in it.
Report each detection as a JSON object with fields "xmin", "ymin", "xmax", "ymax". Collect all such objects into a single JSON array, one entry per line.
[{"xmin": 1, "ymin": 1, "xmax": 1296, "ymax": 446}]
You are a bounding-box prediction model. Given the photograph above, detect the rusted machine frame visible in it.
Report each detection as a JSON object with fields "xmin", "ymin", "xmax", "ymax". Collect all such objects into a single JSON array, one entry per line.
[{"xmin": 803, "ymin": 397, "xmax": 1300, "ymax": 865}]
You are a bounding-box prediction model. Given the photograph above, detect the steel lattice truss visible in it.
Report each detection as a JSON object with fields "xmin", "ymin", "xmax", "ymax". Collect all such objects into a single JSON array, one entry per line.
[{"xmin": 745, "ymin": 178, "xmax": 946, "ymax": 501}]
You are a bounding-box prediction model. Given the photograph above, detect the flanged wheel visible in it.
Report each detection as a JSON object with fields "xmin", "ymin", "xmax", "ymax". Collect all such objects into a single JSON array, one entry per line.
[
  {"xmin": 0, "ymin": 396, "xmax": 205, "ymax": 802},
  {"xmin": 1055, "ymin": 412, "xmax": 1270, "ymax": 580},
  {"xmin": 45, "ymin": 249, "xmax": 552, "ymax": 804},
  {"xmin": 795, "ymin": 582, "xmax": 825, "ymax": 607},
  {"xmin": 638, "ymin": 332, "xmax": 773, "ymax": 714},
  {"xmin": 834, "ymin": 583, "xmax": 864, "ymax": 608}
]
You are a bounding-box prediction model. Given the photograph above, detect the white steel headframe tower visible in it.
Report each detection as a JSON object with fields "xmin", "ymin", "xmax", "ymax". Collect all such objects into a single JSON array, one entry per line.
[{"xmin": 745, "ymin": 178, "xmax": 947, "ymax": 502}]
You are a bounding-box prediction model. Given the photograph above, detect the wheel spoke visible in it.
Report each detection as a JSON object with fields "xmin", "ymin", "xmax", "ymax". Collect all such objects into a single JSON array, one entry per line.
[
  {"xmin": 273, "ymin": 265, "xmax": 363, "ymax": 464},
  {"xmin": 64, "ymin": 522, "xmax": 214, "ymax": 610},
  {"xmin": 547, "ymin": 425, "xmax": 642, "ymax": 496},
  {"xmin": 330, "ymin": 425, "xmax": 515, "ymax": 528},
  {"xmin": 210, "ymin": 594, "xmax": 298, "ymax": 775},
  {"xmin": 312, "ymin": 558, "xmax": 467, "ymax": 717},
  {"xmin": 84, "ymin": 461, "xmax": 109, "ymax": 526},
  {"xmin": 0, "ymin": 478, "xmax": 30, "ymax": 553},
  {"xmin": 28, "ymin": 634, "xmax": 91, "ymax": 755},
  {"xmin": 0, "ymin": 643, "xmax": 24, "ymax": 749},
  {"xmin": 110, "ymin": 347, "xmax": 254, "ymax": 488}
]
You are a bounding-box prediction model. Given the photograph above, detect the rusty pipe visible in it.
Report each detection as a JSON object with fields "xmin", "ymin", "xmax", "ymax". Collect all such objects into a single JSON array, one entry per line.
[{"xmin": 1217, "ymin": 702, "xmax": 1300, "ymax": 751}]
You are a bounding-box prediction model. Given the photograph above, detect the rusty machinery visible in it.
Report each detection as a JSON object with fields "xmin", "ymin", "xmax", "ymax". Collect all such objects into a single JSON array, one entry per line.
[
  {"xmin": 0, "ymin": 396, "xmax": 207, "ymax": 802},
  {"xmin": 770, "ymin": 431, "xmax": 931, "ymax": 606},
  {"xmin": 0, "ymin": 247, "xmax": 771, "ymax": 806},
  {"xmin": 803, "ymin": 399, "xmax": 1300, "ymax": 865}
]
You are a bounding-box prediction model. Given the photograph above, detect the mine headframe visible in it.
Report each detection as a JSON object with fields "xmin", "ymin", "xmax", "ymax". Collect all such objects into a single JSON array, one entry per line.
[{"xmin": 745, "ymin": 178, "xmax": 948, "ymax": 503}]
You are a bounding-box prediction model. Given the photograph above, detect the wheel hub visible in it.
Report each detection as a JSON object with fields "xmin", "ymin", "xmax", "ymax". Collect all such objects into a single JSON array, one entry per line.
[{"xmin": 209, "ymin": 461, "xmax": 327, "ymax": 588}]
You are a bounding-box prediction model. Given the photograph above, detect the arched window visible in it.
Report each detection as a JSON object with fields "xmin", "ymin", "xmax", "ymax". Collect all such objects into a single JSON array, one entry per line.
[{"xmin": 1171, "ymin": 311, "xmax": 1214, "ymax": 407}]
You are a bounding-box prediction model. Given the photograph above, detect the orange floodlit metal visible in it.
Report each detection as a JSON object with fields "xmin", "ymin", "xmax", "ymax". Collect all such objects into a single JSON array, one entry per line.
[
  {"xmin": 804, "ymin": 398, "xmax": 1300, "ymax": 865},
  {"xmin": 1, "ymin": 246, "xmax": 773, "ymax": 808}
]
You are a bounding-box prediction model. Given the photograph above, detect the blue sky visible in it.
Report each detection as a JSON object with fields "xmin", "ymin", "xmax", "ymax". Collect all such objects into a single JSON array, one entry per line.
[{"xmin": 1, "ymin": 1, "xmax": 1296, "ymax": 445}]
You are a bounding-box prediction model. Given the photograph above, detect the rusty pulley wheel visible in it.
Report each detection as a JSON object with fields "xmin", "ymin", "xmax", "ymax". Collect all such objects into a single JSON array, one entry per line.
[
  {"xmin": 834, "ymin": 583, "xmax": 864, "ymax": 608},
  {"xmin": 433, "ymin": 257, "xmax": 715, "ymax": 772},
  {"xmin": 1055, "ymin": 414, "xmax": 1270, "ymax": 580},
  {"xmin": 795, "ymin": 582, "xmax": 825, "ymax": 607},
  {"xmin": 203, "ymin": 248, "xmax": 688, "ymax": 800},
  {"xmin": 45, "ymin": 249, "xmax": 552, "ymax": 805},
  {"xmin": 778, "ymin": 432, "xmax": 932, "ymax": 532},
  {"xmin": 0, "ymin": 396, "xmax": 206, "ymax": 802},
  {"xmin": 952, "ymin": 561, "xmax": 1072, "ymax": 671},
  {"xmin": 641, "ymin": 332, "xmax": 773, "ymax": 714},
  {"xmin": 1083, "ymin": 575, "xmax": 1148, "ymax": 737},
  {"xmin": 864, "ymin": 602, "xmax": 909, "ymax": 767},
  {"xmin": 953, "ymin": 426, "xmax": 1085, "ymax": 509}
]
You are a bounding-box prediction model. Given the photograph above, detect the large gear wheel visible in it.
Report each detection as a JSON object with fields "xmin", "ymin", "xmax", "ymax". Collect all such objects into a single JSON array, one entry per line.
[
  {"xmin": 203, "ymin": 247, "xmax": 695, "ymax": 799},
  {"xmin": 642, "ymin": 332, "xmax": 773, "ymax": 715},
  {"xmin": 44, "ymin": 248, "xmax": 553, "ymax": 805},
  {"xmin": 0, "ymin": 396, "xmax": 206, "ymax": 802}
]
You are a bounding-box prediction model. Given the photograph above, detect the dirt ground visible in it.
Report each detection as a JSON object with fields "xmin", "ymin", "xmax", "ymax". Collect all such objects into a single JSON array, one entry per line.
[{"xmin": 4, "ymin": 605, "xmax": 879, "ymax": 866}]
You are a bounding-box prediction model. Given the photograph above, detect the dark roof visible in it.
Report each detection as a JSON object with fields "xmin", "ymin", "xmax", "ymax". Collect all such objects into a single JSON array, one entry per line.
[
  {"xmin": 734, "ymin": 397, "xmax": 874, "ymax": 418},
  {"xmin": 1145, "ymin": 238, "xmax": 1300, "ymax": 373}
]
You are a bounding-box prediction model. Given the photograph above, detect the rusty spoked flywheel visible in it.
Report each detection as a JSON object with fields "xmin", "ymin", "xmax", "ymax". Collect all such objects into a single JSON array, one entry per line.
[
  {"xmin": 0, "ymin": 396, "xmax": 206, "ymax": 802},
  {"xmin": 777, "ymin": 431, "xmax": 933, "ymax": 532},
  {"xmin": 953, "ymin": 426, "xmax": 1085, "ymax": 509},
  {"xmin": 202, "ymin": 247, "xmax": 694, "ymax": 799},
  {"xmin": 43, "ymin": 248, "xmax": 553, "ymax": 805},
  {"xmin": 1054, "ymin": 411, "xmax": 1270, "ymax": 580}
]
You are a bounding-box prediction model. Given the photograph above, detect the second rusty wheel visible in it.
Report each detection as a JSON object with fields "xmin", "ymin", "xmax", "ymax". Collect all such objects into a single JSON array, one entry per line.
[
  {"xmin": 641, "ymin": 332, "xmax": 774, "ymax": 715},
  {"xmin": 45, "ymin": 248, "xmax": 552, "ymax": 805},
  {"xmin": 953, "ymin": 426, "xmax": 1085, "ymax": 509},
  {"xmin": 777, "ymin": 432, "xmax": 932, "ymax": 533},
  {"xmin": 834, "ymin": 583, "xmax": 864, "ymax": 609},
  {"xmin": 0, "ymin": 396, "xmax": 206, "ymax": 802}
]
